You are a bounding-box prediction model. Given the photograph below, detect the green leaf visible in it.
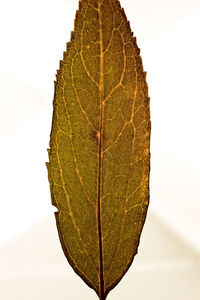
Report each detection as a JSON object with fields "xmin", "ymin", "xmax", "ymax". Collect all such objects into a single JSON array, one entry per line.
[{"xmin": 46, "ymin": 0, "xmax": 150, "ymax": 299}]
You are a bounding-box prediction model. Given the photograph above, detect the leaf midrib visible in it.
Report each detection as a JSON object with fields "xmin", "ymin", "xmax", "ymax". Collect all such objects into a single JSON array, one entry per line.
[{"xmin": 97, "ymin": 1, "xmax": 105, "ymax": 299}]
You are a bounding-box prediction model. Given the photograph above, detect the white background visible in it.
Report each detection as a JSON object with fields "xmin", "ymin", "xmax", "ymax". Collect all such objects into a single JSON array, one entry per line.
[{"xmin": 0, "ymin": 0, "xmax": 200, "ymax": 299}]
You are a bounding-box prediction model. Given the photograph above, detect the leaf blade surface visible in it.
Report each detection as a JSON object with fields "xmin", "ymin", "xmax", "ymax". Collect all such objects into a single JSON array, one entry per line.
[{"xmin": 47, "ymin": 0, "xmax": 150, "ymax": 299}]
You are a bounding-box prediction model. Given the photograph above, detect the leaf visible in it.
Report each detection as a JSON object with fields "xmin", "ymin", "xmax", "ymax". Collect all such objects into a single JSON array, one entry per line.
[{"xmin": 46, "ymin": 0, "xmax": 150, "ymax": 299}]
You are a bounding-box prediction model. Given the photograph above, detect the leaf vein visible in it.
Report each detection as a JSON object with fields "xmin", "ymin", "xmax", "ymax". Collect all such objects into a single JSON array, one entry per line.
[
  {"xmin": 104, "ymin": 29, "xmax": 138, "ymax": 283},
  {"xmin": 80, "ymin": 5, "xmax": 100, "ymax": 87},
  {"xmin": 59, "ymin": 73, "xmax": 96, "ymax": 209},
  {"xmin": 71, "ymin": 57, "xmax": 98, "ymax": 133},
  {"xmin": 55, "ymin": 134, "xmax": 98, "ymax": 274},
  {"xmin": 103, "ymin": 29, "xmax": 126, "ymax": 104},
  {"xmin": 102, "ymin": 121, "xmax": 127, "ymax": 154}
]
